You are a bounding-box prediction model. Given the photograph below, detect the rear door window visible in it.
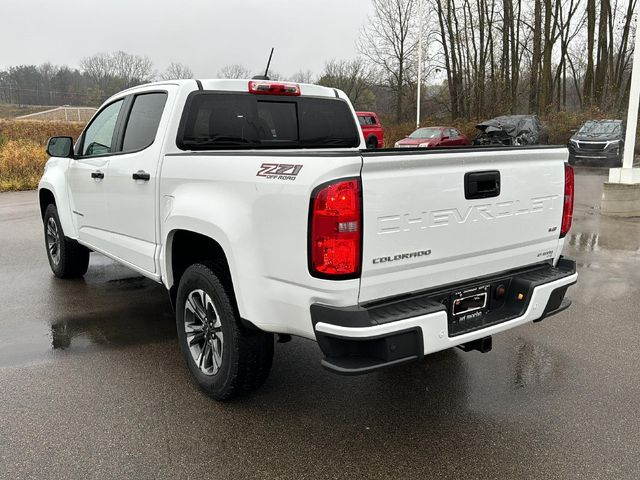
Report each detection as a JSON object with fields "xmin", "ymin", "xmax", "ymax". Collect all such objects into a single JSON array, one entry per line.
[
  {"xmin": 178, "ymin": 93, "xmax": 359, "ymax": 150},
  {"xmin": 122, "ymin": 92, "xmax": 168, "ymax": 152}
]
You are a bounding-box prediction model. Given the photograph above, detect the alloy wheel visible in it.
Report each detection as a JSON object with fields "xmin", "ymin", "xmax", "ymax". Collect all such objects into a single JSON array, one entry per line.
[
  {"xmin": 46, "ymin": 217, "xmax": 61, "ymax": 265},
  {"xmin": 184, "ymin": 289, "xmax": 224, "ymax": 376}
]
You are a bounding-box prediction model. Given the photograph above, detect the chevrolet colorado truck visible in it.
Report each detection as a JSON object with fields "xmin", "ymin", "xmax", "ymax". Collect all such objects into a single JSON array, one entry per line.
[{"xmin": 39, "ymin": 79, "xmax": 577, "ymax": 400}]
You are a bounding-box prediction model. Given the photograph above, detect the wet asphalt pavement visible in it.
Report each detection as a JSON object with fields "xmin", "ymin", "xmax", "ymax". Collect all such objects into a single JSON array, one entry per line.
[{"xmin": 1, "ymin": 167, "xmax": 639, "ymax": 479}]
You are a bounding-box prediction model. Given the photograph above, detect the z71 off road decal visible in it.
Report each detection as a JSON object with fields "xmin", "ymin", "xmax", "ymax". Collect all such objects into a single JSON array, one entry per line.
[{"xmin": 256, "ymin": 163, "xmax": 303, "ymax": 181}]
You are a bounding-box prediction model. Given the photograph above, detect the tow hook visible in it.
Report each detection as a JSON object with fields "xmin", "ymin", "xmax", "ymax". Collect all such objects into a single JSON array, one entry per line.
[{"xmin": 458, "ymin": 336, "xmax": 492, "ymax": 353}]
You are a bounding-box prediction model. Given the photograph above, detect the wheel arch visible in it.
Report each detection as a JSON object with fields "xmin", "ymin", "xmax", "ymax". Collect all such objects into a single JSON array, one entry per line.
[
  {"xmin": 164, "ymin": 228, "xmax": 241, "ymax": 314},
  {"xmin": 38, "ymin": 188, "xmax": 56, "ymax": 220},
  {"xmin": 37, "ymin": 183, "xmax": 76, "ymax": 238},
  {"xmin": 38, "ymin": 159, "xmax": 78, "ymax": 238}
]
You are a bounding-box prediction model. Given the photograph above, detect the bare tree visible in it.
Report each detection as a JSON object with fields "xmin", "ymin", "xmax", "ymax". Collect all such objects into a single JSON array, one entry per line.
[
  {"xmin": 529, "ymin": 0, "xmax": 543, "ymax": 112},
  {"xmin": 217, "ymin": 64, "xmax": 251, "ymax": 79},
  {"xmin": 552, "ymin": 0, "xmax": 583, "ymax": 111},
  {"xmin": 611, "ymin": 0, "xmax": 638, "ymax": 110},
  {"xmin": 583, "ymin": 0, "xmax": 596, "ymax": 105},
  {"xmin": 593, "ymin": 0, "xmax": 610, "ymax": 104},
  {"xmin": 37, "ymin": 62, "xmax": 59, "ymax": 104},
  {"xmin": 161, "ymin": 62, "xmax": 193, "ymax": 80},
  {"xmin": 111, "ymin": 51, "xmax": 154, "ymax": 87},
  {"xmin": 358, "ymin": 0, "xmax": 420, "ymax": 122},
  {"xmin": 80, "ymin": 52, "xmax": 116, "ymax": 93},
  {"xmin": 289, "ymin": 69, "xmax": 315, "ymax": 83},
  {"xmin": 80, "ymin": 51, "xmax": 153, "ymax": 94},
  {"xmin": 317, "ymin": 59, "xmax": 376, "ymax": 109}
]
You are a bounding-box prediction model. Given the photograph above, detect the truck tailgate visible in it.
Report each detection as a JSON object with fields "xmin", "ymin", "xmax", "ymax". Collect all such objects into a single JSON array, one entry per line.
[{"xmin": 359, "ymin": 147, "xmax": 568, "ymax": 303}]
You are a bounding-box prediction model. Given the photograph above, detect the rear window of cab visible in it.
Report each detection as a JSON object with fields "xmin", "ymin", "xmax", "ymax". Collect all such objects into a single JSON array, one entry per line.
[{"xmin": 177, "ymin": 92, "xmax": 360, "ymax": 150}]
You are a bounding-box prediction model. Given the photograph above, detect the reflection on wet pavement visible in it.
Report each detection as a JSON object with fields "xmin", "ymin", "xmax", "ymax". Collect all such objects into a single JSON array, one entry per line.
[
  {"xmin": 50, "ymin": 289, "xmax": 175, "ymax": 351},
  {"xmin": 512, "ymin": 338, "xmax": 557, "ymax": 389},
  {"xmin": 567, "ymin": 228, "xmax": 640, "ymax": 253},
  {"xmin": 0, "ymin": 247, "xmax": 174, "ymax": 367}
]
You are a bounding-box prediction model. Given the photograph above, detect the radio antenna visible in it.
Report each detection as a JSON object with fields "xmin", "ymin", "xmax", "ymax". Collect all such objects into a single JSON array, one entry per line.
[
  {"xmin": 251, "ymin": 48, "xmax": 275, "ymax": 80},
  {"xmin": 264, "ymin": 48, "xmax": 274, "ymax": 78}
]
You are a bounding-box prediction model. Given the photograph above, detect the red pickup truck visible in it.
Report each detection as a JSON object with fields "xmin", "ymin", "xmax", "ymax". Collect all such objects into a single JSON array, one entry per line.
[{"xmin": 356, "ymin": 111, "xmax": 384, "ymax": 149}]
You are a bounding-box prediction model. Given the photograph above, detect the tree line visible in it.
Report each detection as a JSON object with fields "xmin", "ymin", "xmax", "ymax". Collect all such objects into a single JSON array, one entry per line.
[
  {"xmin": 1, "ymin": 0, "xmax": 636, "ymax": 124},
  {"xmin": 0, "ymin": 52, "xmax": 194, "ymax": 107},
  {"xmin": 358, "ymin": 0, "xmax": 638, "ymax": 122}
]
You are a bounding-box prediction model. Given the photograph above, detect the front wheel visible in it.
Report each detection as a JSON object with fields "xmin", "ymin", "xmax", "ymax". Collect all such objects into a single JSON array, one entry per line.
[
  {"xmin": 366, "ymin": 136, "xmax": 379, "ymax": 149},
  {"xmin": 176, "ymin": 262, "xmax": 274, "ymax": 400},
  {"xmin": 43, "ymin": 204, "xmax": 90, "ymax": 278}
]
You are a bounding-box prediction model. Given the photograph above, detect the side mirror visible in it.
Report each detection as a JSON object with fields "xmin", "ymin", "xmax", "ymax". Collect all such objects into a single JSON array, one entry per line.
[
  {"xmin": 570, "ymin": 128, "xmax": 578, "ymax": 133},
  {"xmin": 46, "ymin": 136, "xmax": 74, "ymax": 158},
  {"xmin": 441, "ymin": 135, "xmax": 449, "ymax": 140}
]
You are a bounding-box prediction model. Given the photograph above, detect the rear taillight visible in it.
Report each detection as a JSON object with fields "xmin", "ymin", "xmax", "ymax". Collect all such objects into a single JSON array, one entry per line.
[
  {"xmin": 248, "ymin": 80, "xmax": 300, "ymax": 96},
  {"xmin": 309, "ymin": 178, "xmax": 362, "ymax": 278},
  {"xmin": 560, "ymin": 163, "xmax": 574, "ymax": 238}
]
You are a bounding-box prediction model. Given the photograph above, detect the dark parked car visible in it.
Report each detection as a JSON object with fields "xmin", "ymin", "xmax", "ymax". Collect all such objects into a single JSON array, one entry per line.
[
  {"xmin": 473, "ymin": 115, "xmax": 549, "ymax": 146},
  {"xmin": 568, "ymin": 119, "xmax": 624, "ymax": 167},
  {"xmin": 394, "ymin": 126, "xmax": 471, "ymax": 148}
]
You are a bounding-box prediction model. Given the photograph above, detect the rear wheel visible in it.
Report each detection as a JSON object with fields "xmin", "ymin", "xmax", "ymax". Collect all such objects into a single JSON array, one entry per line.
[
  {"xmin": 43, "ymin": 204, "xmax": 90, "ymax": 278},
  {"xmin": 366, "ymin": 136, "xmax": 379, "ymax": 149},
  {"xmin": 176, "ymin": 262, "xmax": 274, "ymax": 400}
]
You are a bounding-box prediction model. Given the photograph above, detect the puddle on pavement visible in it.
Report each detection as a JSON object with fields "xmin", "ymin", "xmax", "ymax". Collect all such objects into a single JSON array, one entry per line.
[
  {"xmin": 0, "ymin": 274, "xmax": 175, "ymax": 368},
  {"xmin": 50, "ymin": 306, "xmax": 175, "ymax": 351},
  {"xmin": 567, "ymin": 230, "xmax": 640, "ymax": 253}
]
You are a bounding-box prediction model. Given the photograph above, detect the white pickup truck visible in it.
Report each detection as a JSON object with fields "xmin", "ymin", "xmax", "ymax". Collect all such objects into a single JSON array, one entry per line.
[{"xmin": 39, "ymin": 79, "xmax": 577, "ymax": 400}]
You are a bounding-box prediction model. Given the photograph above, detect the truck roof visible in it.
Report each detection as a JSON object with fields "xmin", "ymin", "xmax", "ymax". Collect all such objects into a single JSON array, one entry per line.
[{"xmin": 114, "ymin": 79, "xmax": 340, "ymax": 99}]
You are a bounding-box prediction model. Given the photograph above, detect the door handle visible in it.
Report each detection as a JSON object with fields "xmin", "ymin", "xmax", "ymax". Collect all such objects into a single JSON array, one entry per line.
[
  {"xmin": 465, "ymin": 170, "xmax": 501, "ymax": 199},
  {"xmin": 132, "ymin": 170, "xmax": 150, "ymax": 181},
  {"xmin": 91, "ymin": 170, "xmax": 104, "ymax": 179}
]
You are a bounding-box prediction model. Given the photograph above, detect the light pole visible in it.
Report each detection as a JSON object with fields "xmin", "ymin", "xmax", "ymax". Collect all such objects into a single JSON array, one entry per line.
[
  {"xmin": 416, "ymin": 0, "xmax": 424, "ymax": 129},
  {"xmin": 602, "ymin": 2, "xmax": 640, "ymax": 216},
  {"xmin": 619, "ymin": 9, "xmax": 640, "ymax": 175}
]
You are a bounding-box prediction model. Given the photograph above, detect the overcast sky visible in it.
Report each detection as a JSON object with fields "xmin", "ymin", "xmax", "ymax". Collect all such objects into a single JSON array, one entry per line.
[{"xmin": 3, "ymin": 0, "xmax": 371, "ymax": 77}]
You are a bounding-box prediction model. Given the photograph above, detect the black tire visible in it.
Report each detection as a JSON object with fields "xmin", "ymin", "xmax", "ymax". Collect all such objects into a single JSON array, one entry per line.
[
  {"xmin": 176, "ymin": 262, "xmax": 274, "ymax": 400},
  {"xmin": 43, "ymin": 204, "xmax": 90, "ymax": 279},
  {"xmin": 366, "ymin": 136, "xmax": 379, "ymax": 149}
]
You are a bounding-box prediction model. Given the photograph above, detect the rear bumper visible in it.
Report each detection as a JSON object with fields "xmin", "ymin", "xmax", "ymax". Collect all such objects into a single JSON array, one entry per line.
[{"xmin": 312, "ymin": 258, "xmax": 577, "ymax": 375}]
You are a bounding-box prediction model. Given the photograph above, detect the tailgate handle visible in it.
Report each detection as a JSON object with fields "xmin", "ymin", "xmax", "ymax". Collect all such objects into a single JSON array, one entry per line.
[{"xmin": 465, "ymin": 170, "xmax": 500, "ymax": 199}]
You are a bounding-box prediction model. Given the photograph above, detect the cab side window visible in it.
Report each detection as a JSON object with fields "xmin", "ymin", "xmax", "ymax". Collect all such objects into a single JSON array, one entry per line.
[
  {"xmin": 81, "ymin": 100, "xmax": 124, "ymax": 157},
  {"xmin": 122, "ymin": 93, "xmax": 168, "ymax": 152}
]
